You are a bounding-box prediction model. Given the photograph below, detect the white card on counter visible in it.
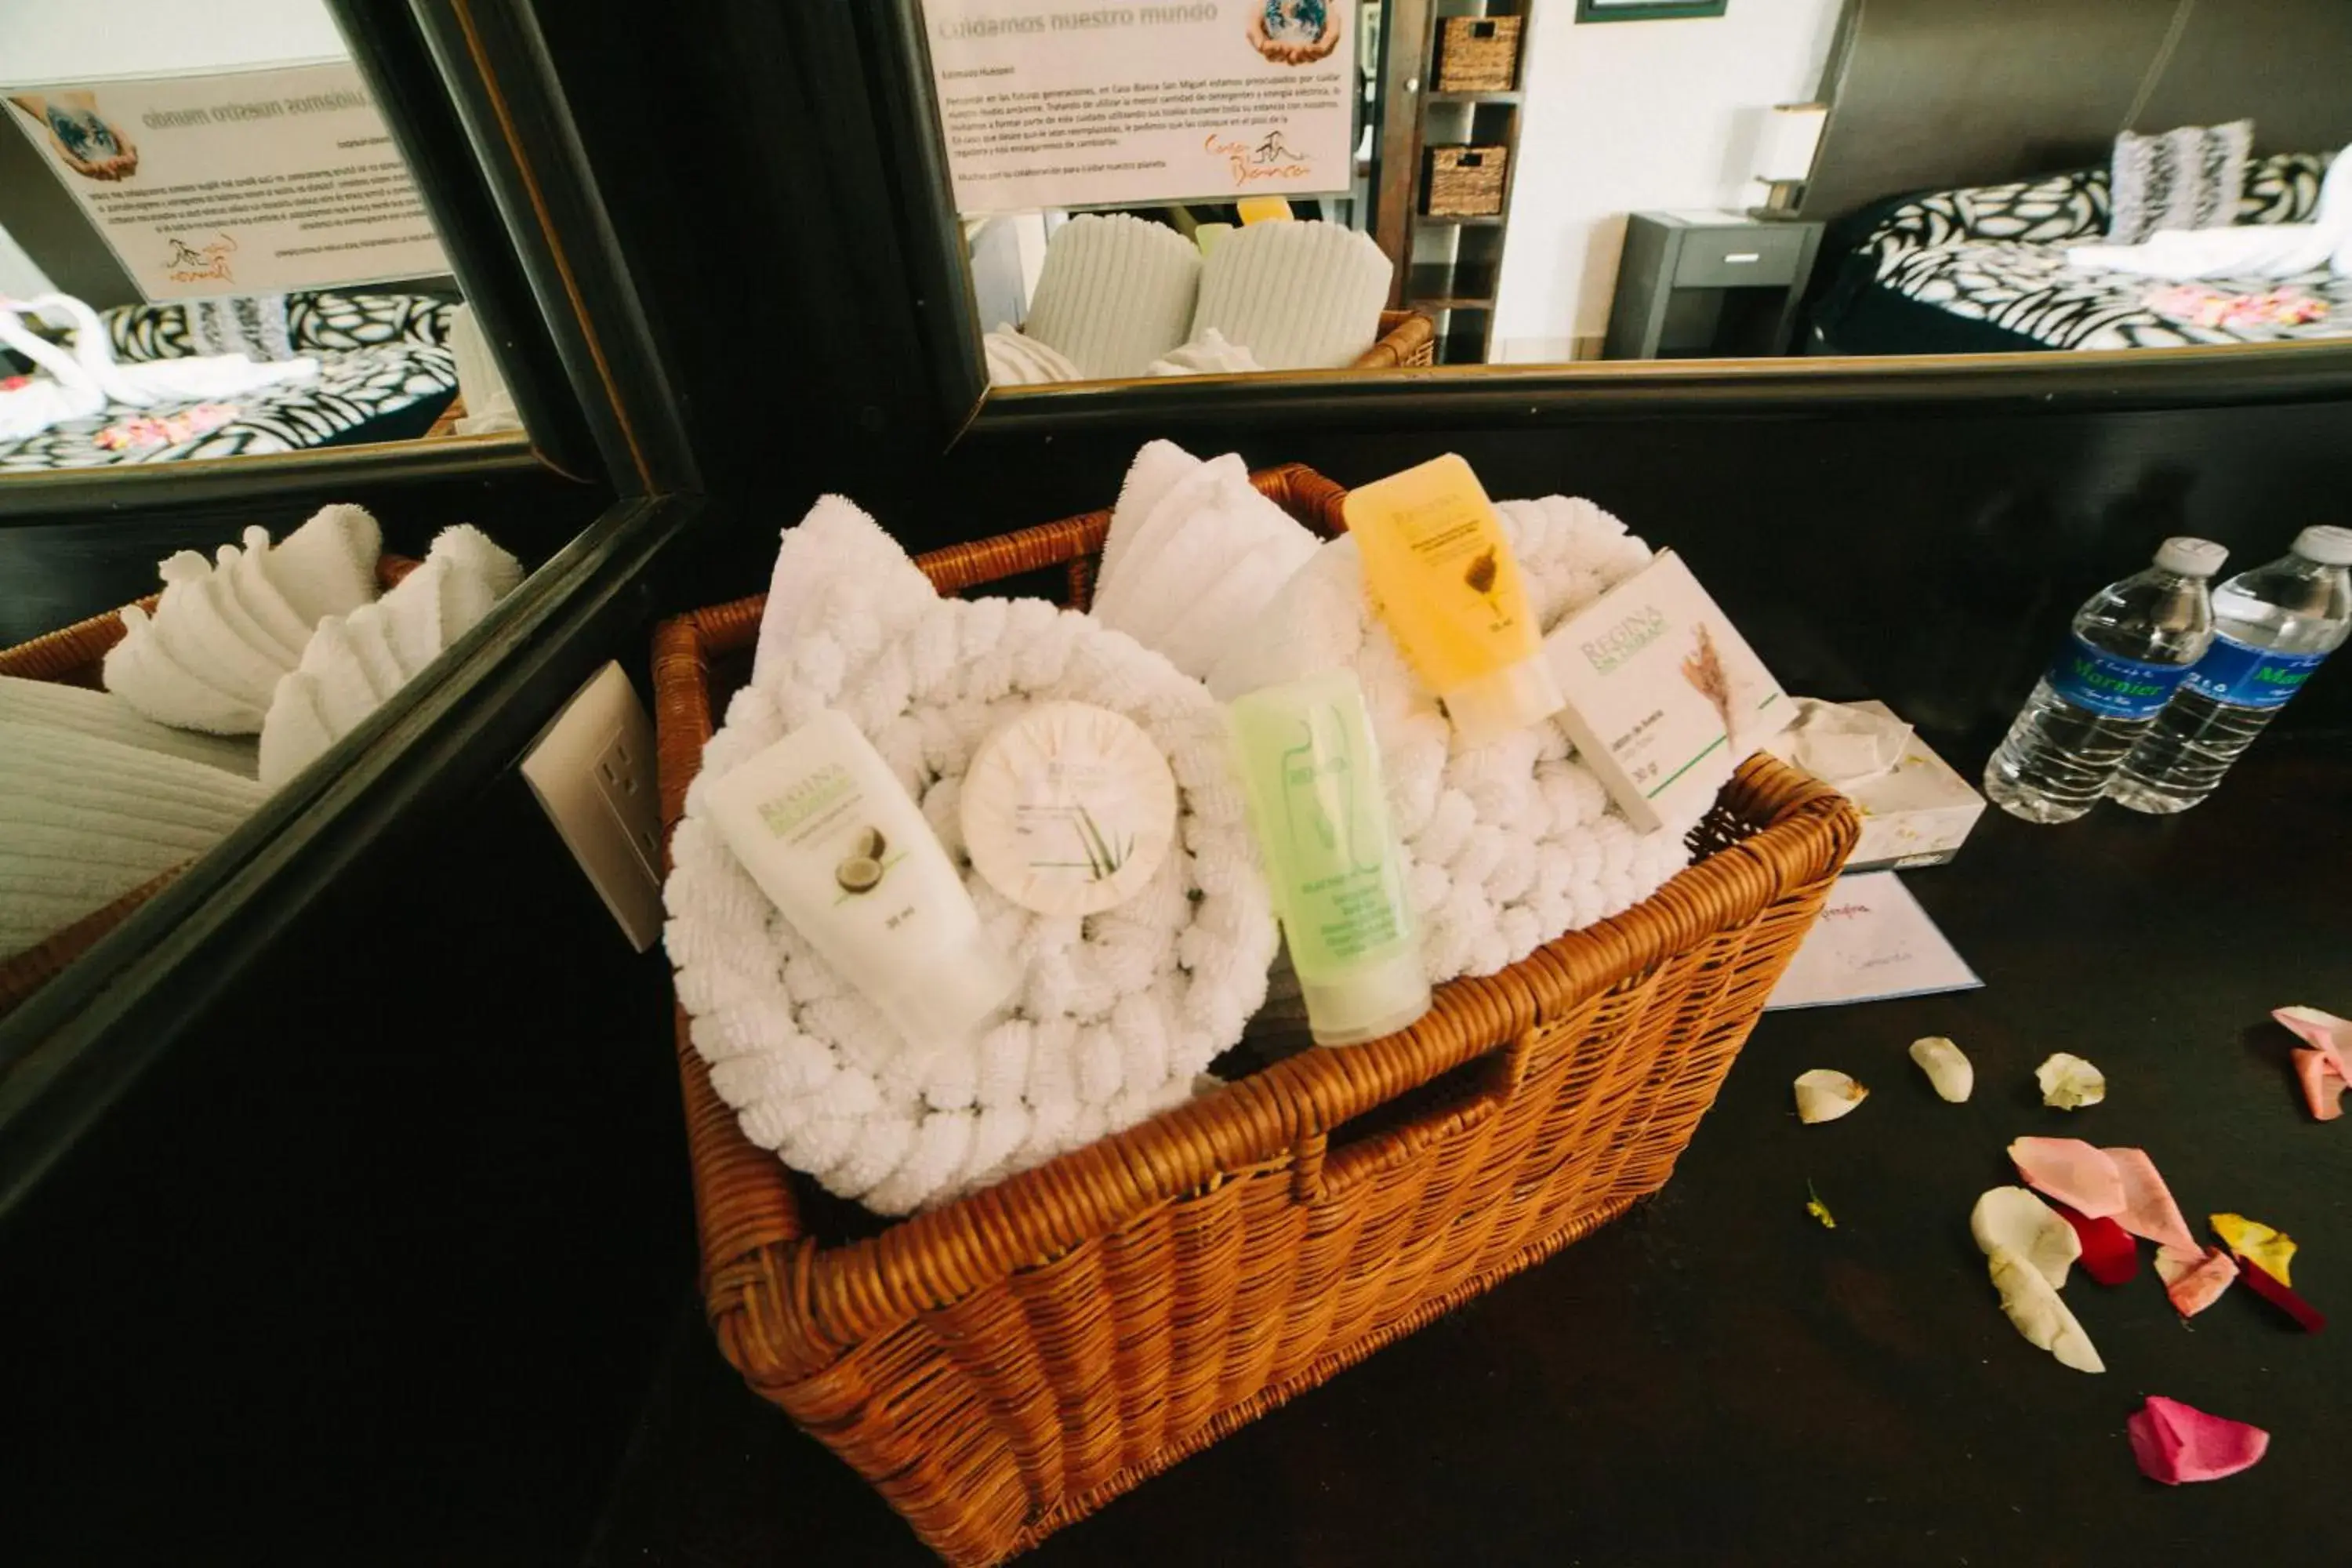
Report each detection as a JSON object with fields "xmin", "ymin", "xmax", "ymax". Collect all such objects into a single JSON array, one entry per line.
[{"xmin": 1764, "ymin": 873, "xmax": 1981, "ymax": 1011}]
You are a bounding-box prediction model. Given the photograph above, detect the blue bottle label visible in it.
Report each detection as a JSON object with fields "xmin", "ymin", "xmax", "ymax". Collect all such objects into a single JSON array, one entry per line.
[
  {"xmin": 2180, "ymin": 633, "xmax": 2330, "ymax": 710},
  {"xmin": 2045, "ymin": 636, "xmax": 2188, "ymax": 718}
]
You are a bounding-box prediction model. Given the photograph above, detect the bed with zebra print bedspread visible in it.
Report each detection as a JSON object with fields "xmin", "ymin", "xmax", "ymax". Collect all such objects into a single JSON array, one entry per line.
[
  {"xmin": 1808, "ymin": 153, "xmax": 2350, "ymax": 354},
  {"xmin": 0, "ymin": 291, "xmax": 458, "ymax": 473}
]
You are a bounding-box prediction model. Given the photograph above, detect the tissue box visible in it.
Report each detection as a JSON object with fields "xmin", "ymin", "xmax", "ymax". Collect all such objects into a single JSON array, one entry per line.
[{"xmin": 1803, "ymin": 701, "xmax": 1985, "ymax": 872}]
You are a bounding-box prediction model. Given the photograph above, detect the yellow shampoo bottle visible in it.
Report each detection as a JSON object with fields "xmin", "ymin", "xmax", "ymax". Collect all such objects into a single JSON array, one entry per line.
[{"xmin": 1343, "ymin": 453, "xmax": 1565, "ymax": 746}]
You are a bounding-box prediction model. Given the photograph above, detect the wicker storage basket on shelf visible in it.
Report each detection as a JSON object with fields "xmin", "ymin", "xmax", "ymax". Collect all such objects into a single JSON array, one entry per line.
[
  {"xmin": 0, "ymin": 554, "xmax": 413, "ymax": 1017},
  {"xmin": 1354, "ymin": 309, "xmax": 1437, "ymax": 369},
  {"xmin": 1425, "ymin": 146, "xmax": 1510, "ymax": 216},
  {"xmin": 652, "ymin": 465, "xmax": 1856, "ymax": 1566},
  {"xmin": 1436, "ymin": 15, "xmax": 1523, "ymax": 92}
]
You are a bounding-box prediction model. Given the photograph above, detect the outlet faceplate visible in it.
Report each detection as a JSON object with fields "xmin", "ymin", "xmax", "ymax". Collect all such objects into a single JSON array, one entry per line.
[{"xmin": 520, "ymin": 661, "xmax": 663, "ymax": 952}]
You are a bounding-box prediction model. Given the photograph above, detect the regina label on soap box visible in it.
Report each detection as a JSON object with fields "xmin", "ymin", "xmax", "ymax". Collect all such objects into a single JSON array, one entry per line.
[{"xmin": 1543, "ymin": 550, "xmax": 1791, "ymax": 832}]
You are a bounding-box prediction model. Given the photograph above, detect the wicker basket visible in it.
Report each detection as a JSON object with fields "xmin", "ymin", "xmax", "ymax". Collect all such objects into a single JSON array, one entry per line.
[
  {"xmin": 652, "ymin": 466, "xmax": 1856, "ymax": 1566},
  {"xmin": 1356, "ymin": 309, "xmax": 1437, "ymax": 369},
  {"xmin": 1436, "ymin": 15, "xmax": 1523, "ymax": 92},
  {"xmin": 0, "ymin": 554, "xmax": 414, "ymax": 1017},
  {"xmin": 1425, "ymin": 146, "xmax": 1510, "ymax": 216}
]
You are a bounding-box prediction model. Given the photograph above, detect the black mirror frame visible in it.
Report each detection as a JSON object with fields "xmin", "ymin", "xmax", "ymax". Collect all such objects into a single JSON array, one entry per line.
[{"xmin": 0, "ymin": 0, "xmax": 703, "ymax": 1214}]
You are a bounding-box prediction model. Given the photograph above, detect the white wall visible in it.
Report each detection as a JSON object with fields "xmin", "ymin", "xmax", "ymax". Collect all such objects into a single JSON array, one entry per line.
[
  {"xmin": 0, "ymin": 0, "xmax": 348, "ymax": 82},
  {"xmin": 1491, "ymin": 0, "xmax": 1842, "ymax": 361}
]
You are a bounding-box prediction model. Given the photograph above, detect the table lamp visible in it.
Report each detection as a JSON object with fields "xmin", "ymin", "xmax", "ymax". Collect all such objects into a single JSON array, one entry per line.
[{"xmin": 1749, "ymin": 103, "xmax": 1828, "ymax": 220}]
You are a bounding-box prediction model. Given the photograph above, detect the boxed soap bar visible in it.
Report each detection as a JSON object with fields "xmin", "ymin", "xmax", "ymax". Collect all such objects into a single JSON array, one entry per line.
[
  {"xmin": 1773, "ymin": 699, "xmax": 1987, "ymax": 872},
  {"xmin": 1543, "ymin": 550, "xmax": 1791, "ymax": 832}
]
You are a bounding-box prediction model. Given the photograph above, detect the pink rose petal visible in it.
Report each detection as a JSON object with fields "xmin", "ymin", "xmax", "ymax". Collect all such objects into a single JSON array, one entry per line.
[
  {"xmin": 2103, "ymin": 1147, "xmax": 2201, "ymax": 1255},
  {"xmin": 2009, "ymin": 1136, "xmax": 2125, "ymax": 1219},
  {"xmin": 2127, "ymin": 1396, "xmax": 2269, "ymax": 1485},
  {"xmin": 2154, "ymin": 1246, "xmax": 2238, "ymax": 1317},
  {"xmin": 2292, "ymin": 1047, "xmax": 2347, "ymax": 1122},
  {"xmin": 2277, "ymin": 1008, "xmax": 2351, "ymax": 1120},
  {"xmin": 2274, "ymin": 1006, "xmax": 2352, "ymax": 1073}
]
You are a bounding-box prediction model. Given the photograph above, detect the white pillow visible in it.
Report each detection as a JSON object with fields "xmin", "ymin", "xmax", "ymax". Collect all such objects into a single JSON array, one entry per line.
[{"xmin": 2108, "ymin": 120, "xmax": 2253, "ymax": 244}]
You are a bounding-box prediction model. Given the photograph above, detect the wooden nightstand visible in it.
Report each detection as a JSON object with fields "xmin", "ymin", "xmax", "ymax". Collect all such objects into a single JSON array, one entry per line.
[{"xmin": 1603, "ymin": 211, "xmax": 1824, "ymax": 360}]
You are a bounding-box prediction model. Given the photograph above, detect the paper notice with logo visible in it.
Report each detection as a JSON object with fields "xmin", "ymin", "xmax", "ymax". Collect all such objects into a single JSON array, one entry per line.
[
  {"xmin": 920, "ymin": 2, "xmax": 1356, "ymax": 212},
  {"xmin": 3, "ymin": 62, "xmax": 449, "ymax": 300},
  {"xmin": 1765, "ymin": 873, "xmax": 1982, "ymax": 1011}
]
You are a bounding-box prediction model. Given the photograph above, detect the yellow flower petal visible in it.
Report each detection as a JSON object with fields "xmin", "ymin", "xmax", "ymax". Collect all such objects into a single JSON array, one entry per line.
[{"xmin": 2212, "ymin": 1212, "xmax": 2296, "ymax": 1286}]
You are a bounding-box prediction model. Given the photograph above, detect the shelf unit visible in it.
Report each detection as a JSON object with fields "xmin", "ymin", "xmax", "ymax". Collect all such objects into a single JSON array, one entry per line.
[{"xmin": 1372, "ymin": 0, "xmax": 1535, "ymax": 365}]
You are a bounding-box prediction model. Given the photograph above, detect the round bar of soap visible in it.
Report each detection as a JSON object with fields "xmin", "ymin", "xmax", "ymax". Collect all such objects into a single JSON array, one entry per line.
[{"xmin": 960, "ymin": 701, "xmax": 1178, "ymax": 916}]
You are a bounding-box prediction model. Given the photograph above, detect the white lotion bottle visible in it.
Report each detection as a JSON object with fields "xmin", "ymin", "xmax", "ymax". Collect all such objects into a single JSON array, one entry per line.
[{"xmin": 705, "ymin": 709, "xmax": 1016, "ymax": 1047}]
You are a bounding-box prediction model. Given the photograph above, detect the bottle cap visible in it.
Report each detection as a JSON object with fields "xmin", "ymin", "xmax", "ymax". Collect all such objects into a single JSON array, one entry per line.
[
  {"xmin": 875, "ymin": 924, "xmax": 1019, "ymax": 1047},
  {"xmin": 2154, "ymin": 537, "xmax": 2227, "ymax": 578},
  {"xmin": 1300, "ymin": 947, "xmax": 1433, "ymax": 1047},
  {"xmin": 2293, "ymin": 525, "xmax": 2352, "ymax": 567},
  {"xmin": 1441, "ymin": 654, "xmax": 1566, "ymax": 749}
]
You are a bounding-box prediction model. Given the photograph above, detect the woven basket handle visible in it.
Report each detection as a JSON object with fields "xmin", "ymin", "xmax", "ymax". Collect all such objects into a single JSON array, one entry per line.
[{"xmin": 1294, "ymin": 1023, "xmax": 1537, "ymax": 1203}]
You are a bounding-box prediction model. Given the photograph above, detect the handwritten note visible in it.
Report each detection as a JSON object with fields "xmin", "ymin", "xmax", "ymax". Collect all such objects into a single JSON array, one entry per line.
[{"xmin": 1765, "ymin": 873, "xmax": 1981, "ymax": 1011}]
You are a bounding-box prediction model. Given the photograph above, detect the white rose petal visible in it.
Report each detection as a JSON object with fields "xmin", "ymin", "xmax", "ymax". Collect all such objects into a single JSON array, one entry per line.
[
  {"xmin": 1908, "ymin": 1036, "xmax": 1974, "ymax": 1102},
  {"xmin": 1969, "ymin": 1186, "xmax": 2081, "ymax": 1290},
  {"xmin": 1794, "ymin": 1068, "xmax": 1868, "ymax": 1123},
  {"xmin": 2037, "ymin": 1052, "xmax": 2107, "ymax": 1110}
]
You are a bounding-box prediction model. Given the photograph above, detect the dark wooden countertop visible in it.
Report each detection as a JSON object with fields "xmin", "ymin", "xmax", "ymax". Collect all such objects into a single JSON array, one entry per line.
[{"xmin": 586, "ymin": 739, "xmax": 2352, "ymax": 1567}]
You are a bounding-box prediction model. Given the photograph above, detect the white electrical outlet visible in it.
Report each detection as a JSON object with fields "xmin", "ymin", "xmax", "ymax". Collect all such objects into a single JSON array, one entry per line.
[{"xmin": 521, "ymin": 661, "xmax": 664, "ymax": 952}]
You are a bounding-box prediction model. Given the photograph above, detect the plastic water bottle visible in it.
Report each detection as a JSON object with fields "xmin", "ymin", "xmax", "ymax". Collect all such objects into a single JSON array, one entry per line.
[
  {"xmin": 1983, "ymin": 537, "xmax": 2226, "ymax": 824},
  {"xmin": 2108, "ymin": 525, "xmax": 2352, "ymax": 814}
]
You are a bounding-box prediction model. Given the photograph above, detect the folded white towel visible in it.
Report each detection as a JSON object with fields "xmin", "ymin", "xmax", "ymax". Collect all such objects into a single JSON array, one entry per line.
[
  {"xmin": 2068, "ymin": 143, "xmax": 2352, "ymax": 279},
  {"xmin": 0, "ymin": 721, "xmax": 267, "ymax": 960},
  {"xmin": 1091, "ymin": 441, "xmax": 1320, "ymax": 681},
  {"xmin": 224, "ymin": 528, "xmax": 317, "ymax": 659},
  {"xmin": 0, "ymin": 674, "xmax": 258, "ymax": 776},
  {"xmin": 103, "ymin": 503, "xmax": 387, "ymax": 735},
  {"xmin": 1190, "ymin": 220, "xmax": 1392, "ymax": 370},
  {"xmin": 1020, "ymin": 214, "xmax": 1202, "ymax": 379},
  {"xmin": 982, "ymin": 325, "xmax": 1084, "ymax": 387},
  {"xmin": 264, "ymin": 504, "xmax": 383, "ymax": 626},
  {"xmin": 253, "ymin": 525, "xmax": 524, "ymax": 787},
  {"xmin": 667, "ymin": 495, "xmax": 1276, "ymax": 1215},
  {"xmin": 1147, "ymin": 328, "xmax": 1265, "ymax": 376}
]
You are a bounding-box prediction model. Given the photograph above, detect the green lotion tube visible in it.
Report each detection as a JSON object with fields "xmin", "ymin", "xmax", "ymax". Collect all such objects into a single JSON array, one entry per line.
[{"xmin": 1228, "ymin": 669, "xmax": 1431, "ymax": 1047}]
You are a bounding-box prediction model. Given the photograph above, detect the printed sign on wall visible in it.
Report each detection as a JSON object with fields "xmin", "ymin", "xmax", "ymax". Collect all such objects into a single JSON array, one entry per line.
[
  {"xmin": 921, "ymin": 2, "xmax": 1356, "ymax": 212},
  {"xmin": 3, "ymin": 61, "xmax": 451, "ymax": 300}
]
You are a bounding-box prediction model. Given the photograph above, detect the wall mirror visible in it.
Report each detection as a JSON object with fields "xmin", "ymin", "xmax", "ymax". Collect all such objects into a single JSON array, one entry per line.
[
  {"xmin": 910, "ymin": 0, "xmax": 2352, "ymax": 390},
  {"xmin": 0, "ymin": 0, "xmax": 680, "ymax": 1160},
  {"xmin": 0, "ymin": 0, "xmax": 524, "ymax": 476}
]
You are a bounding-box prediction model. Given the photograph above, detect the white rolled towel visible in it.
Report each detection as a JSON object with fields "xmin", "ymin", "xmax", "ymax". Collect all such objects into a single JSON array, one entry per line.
[
  {"xmin": 666, "ymin": 493, "xmax": 1277, "ymax": 1215},
  {"xmin": 982, "ymin": 326, "xmax": 1083, "ymax": 387},
  {"xmin": 1020, "ymin": 214, "xmax": 1202, "ymax": 379},
  {"xmin": 1190, "ymin": 220, "xmax": 1392, "ymax": 370}
]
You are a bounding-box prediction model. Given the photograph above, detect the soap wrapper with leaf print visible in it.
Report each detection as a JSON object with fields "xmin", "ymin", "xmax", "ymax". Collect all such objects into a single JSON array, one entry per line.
[{"xmin": 1542, "ymin": 550, "xmax": 1791, "ymax": 833}]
